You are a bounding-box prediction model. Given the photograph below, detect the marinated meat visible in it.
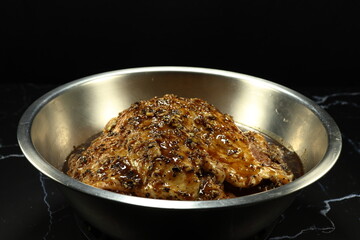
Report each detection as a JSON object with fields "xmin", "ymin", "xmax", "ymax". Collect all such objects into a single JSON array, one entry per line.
[{"xmin": 66, "ymin": 94, "xmax": 295, "ymax": 200}]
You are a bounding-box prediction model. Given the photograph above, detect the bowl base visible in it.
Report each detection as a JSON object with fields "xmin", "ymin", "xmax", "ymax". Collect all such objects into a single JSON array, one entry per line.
[{"xmin": 74, "ymin": 213, "xmax": 279, "ymax": 240}]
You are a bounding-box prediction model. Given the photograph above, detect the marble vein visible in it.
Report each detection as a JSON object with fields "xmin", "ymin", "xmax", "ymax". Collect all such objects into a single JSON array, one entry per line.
[
  {"xmin": 0, "ymin": 144, "xmax": 24, "ymax": 160},
  {"xmin": 269, "ymin": 193, "xmax": 360, "ymax": 239},
  {"xmin": 347, "ymin": 137, "xmax": 360, "ymax": 155},
  {"xmin": 0, "ymin": 143, "xmax": 68, "ymax": 239},
  {"xmin": 269, "ymin": 91, "xmax": 360, "ymax": 239},
  {"xmin": 312, "ymin": 92, "xmax": 360, "ymax": 109},
  {"xmin": 0, "ymin": 153, "xmax": 24, "ymax": 160},
  {"xmin": 39, "ymin": 173, "xmax": 53, "ymax": 240}
]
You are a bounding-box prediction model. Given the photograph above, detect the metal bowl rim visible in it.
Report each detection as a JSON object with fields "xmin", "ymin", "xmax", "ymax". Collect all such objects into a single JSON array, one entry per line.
[{"xmin": 17, "ymin": 66, "xmax": 342, "ymax": 209}]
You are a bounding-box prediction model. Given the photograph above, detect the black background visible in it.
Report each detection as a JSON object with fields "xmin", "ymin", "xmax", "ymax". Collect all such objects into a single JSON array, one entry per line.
[{"xmin": 3, "ymin": 0, "xmax": 360, "ymax": 88}]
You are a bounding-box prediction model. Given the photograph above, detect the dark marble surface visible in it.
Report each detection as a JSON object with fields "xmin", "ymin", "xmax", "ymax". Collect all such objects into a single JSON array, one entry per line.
[{"xmin": 1, "ymin": 83, "xmax": 359, "ymax": 240}]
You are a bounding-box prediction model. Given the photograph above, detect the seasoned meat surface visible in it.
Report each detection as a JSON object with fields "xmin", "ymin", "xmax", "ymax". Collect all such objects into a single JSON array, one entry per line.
[{"xmin": 66, "ymin": 94, "xmax": 294, "ymax": 200}]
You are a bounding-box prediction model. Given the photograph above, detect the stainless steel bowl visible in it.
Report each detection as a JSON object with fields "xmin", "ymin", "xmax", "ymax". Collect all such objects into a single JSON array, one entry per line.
[{"xmin": 18, "ymin": 67, "xmax": 341, "ymax": 240}]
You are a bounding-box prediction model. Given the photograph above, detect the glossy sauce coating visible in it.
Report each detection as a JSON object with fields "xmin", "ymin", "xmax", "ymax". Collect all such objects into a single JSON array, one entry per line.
[{"xmin": 66, "ymin": 94, "xmax": 298, "ymax": 200}]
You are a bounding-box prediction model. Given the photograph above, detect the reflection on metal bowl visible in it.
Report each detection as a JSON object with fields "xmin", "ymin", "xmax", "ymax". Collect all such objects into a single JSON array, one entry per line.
[{"xmin": 18, "ymin": 67, "xmax": 341, "ymax": 240}]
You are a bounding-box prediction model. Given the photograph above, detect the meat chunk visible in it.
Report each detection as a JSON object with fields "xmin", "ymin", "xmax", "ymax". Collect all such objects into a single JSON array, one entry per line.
[{"xmin": 66, "ymin": 94, "xmax": 294, "ymax": 200}]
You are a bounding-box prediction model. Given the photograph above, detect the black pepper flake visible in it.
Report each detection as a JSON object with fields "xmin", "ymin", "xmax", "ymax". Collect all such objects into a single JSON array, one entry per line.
[
  {"xmin": 227, "ymin": 149, "xmax": 238, "ymax": 156},
  {"xmin": 124, "ymin": 180, "xmax": 134, "ymax": 189},
  {"xmin": 107, "ymin": 132, "xmax": 115, "ymax": 137},
  {"xmin": 147, "ymin": 142, "xmax": 156, "ymax": 148},
  {"xmin": 206, "ymin": 126, "xmax": 213, "ymax": 132},
  {"xmin": 79, "ymin": 156, "xmax": 87, "ymax": 163},
  {"xmin": 83, "ymin": 169, "xmax": 92, "ymax": 176},
  {"xmin": 128, "ymin": 145, "xmax": 132, "ymax": 151},
  {"xmin": 172, "ymin": 167, "xmax": 181, "ymax": 173}
]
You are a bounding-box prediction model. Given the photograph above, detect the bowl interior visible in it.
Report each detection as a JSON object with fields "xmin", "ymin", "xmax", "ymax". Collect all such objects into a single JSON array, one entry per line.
[{"xmin": 22, "ymin": 67, "xmax": 341, "ymax": 206}]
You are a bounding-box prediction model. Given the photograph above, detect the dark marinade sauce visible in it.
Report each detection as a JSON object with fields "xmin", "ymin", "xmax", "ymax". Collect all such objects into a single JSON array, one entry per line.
[
  {"xmin": 222, "ymin": 126, "xmax": 304, "ymax": 197},
  {"xmin": 237, "ymin": 124, "xmax": 304, "ymax": 179}
]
